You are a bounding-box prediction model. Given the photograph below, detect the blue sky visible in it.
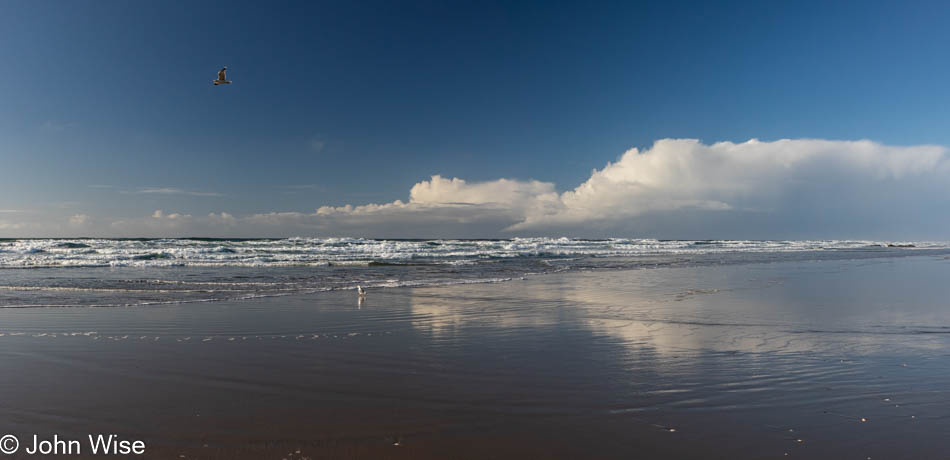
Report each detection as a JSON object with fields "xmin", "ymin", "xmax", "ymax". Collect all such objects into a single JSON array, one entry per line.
[{"xmin": 2, "ymin": 0, "xmax": 950, "ymax": 238}]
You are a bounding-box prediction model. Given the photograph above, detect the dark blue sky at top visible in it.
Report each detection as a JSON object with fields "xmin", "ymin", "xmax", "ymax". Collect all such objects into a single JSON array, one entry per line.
[{"xmin": 1, "ymin": 0, "xmax": 949, "ymax": 218}]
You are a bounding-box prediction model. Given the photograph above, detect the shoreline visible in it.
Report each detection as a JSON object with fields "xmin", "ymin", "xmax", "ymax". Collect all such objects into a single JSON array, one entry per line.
[
  {"xmin": 2, "ymin": 248, "xmax": 949, "ymax": 310},
  {"xmin": 0, "ymin": 256, "xmax": 948, "ymax": 458}
]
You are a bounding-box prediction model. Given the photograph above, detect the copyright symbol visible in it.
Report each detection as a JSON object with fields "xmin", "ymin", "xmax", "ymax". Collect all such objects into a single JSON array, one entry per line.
[{"xmin": 0, "ymin": 435, "xmax": 18, "ymax": 454}]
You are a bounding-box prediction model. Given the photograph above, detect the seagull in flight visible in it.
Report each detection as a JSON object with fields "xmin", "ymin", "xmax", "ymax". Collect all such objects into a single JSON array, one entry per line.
[{"xmin": 213, "ymin": 67, "xmax": 231, "ymax": 85}]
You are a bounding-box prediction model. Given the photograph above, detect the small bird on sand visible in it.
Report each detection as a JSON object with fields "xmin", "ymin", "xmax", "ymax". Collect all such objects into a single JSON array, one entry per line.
[
  {"xmin": 357, "ymin": 285, "xmax": 366, "ymax": 297},
  {"xmin": 213, "ymin": 67, "xmax": 231, "ymax": 85}
]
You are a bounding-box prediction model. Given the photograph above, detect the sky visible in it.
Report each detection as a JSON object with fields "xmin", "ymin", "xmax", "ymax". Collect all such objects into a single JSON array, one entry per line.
[{"xmin": 2, "ymin": 0, "xmax": 950, "ymax": 239}]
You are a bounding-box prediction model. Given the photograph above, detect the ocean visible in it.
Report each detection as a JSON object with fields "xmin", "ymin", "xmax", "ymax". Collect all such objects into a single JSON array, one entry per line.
[
  {"xmin": 0, "ymin": 237, "xmax": 945, "ymax": 308},
  {"xmin": 2, "ymin": 239, "xmax": 950, "ymax": 458}
]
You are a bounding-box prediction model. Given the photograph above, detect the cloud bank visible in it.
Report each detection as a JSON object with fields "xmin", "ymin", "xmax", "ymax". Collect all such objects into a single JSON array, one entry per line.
[
  {"xmin": 232, "ymin": 138, "xmax": 950, "ymax": 238},
  {"xmin": 6, "ymin": 139, "xmax": 950, "ymax": 238}
]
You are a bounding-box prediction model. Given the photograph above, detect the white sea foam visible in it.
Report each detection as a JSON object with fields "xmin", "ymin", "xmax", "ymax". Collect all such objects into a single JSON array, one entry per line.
[
  {"xmin": 1, "ymin": 238, "xmax": 946, "ymax": 309},
  {"xmin": 0, "ymin": 238, "xmax": 940, "ymax": 269}
]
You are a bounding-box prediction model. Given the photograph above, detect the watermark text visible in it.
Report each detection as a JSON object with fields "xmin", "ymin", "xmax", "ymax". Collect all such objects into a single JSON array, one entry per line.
[{"xmin": 0, "ymin": 434, "xmax": 145, "ymax": 455}]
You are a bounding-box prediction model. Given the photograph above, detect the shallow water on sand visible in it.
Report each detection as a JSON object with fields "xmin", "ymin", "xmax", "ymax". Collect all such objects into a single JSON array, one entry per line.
[
  {"xmin": 1, "ymin": 255, "xmax": 949, "ymax": 458},
  {"xmin": 2, "ymin": 237, "xmax": 947, "ymax": 308}
]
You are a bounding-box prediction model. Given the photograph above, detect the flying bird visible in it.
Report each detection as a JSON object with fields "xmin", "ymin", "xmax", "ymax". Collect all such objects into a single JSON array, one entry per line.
[{"xmin": 213, "ymin": 67, "xmax": 231, "ymax": 85}]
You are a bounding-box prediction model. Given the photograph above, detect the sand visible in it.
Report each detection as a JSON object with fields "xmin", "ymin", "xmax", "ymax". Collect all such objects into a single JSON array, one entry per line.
[{"xmin": 1, "ymin": 255, "xmax": 949, "ymax": 459}]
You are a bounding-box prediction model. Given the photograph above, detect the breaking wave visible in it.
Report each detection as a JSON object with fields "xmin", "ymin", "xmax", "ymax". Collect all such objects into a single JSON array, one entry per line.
[
  {"xmin": 0, "ymin": 238, "xmax": 947, "ymax": 308},
  {"xmin": 0, "ymin": 237, "xmax": 941, "ymax": 269}
]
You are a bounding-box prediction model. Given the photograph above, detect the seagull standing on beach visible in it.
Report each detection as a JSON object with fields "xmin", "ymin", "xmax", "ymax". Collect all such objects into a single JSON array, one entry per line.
[
  {"xmin": 357, "ymin": 285, "xmax": 366, "ymax": 297},
  {"xmin": 213, "ymin": 67, "xmax": 231, "ymax": 85}
]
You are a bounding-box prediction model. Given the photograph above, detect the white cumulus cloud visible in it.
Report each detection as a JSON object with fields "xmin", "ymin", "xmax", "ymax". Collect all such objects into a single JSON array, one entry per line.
[
  {"xmin": 4, "ymin": 138, "xmax": 949, "ymax": 239},
  {"xmin": 510, "ymin": 138, "xmax": 950, "ymax": 233},
  {"xmin": 251, "ymin": 138, "xmax": 949, "ymax": 238}
]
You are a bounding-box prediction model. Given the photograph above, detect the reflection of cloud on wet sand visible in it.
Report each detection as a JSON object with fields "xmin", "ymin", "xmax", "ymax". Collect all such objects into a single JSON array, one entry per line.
[
  {"xmin": 409, "ymin": 260, "xmax": 950, "ymax": 361},
  {"xmin": 408, "ymin": 282, "xmax": 561, "ymax": 338},
  {"xmin": 406, "ymin": 270, "xmax": 772, "ymax": 355},
  {"xmin": 560, "ymin": 268, "xmax": 949, "ymax": 357}
]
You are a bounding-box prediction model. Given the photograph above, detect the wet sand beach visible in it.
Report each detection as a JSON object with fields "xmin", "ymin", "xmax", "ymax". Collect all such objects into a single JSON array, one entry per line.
[{"xmin": 2, "ymin": 255, "xmax": 949, "ymax": 459}]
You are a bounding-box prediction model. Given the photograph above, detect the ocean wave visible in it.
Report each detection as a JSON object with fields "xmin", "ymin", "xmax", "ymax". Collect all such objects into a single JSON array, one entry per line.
[
  {"xmin": 1, "ymin": 238, "xmax": 949, "ymax": 309},
  {"xmin": 0, "ymin": 238, "xmax": 943, "ymax": 269}
]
